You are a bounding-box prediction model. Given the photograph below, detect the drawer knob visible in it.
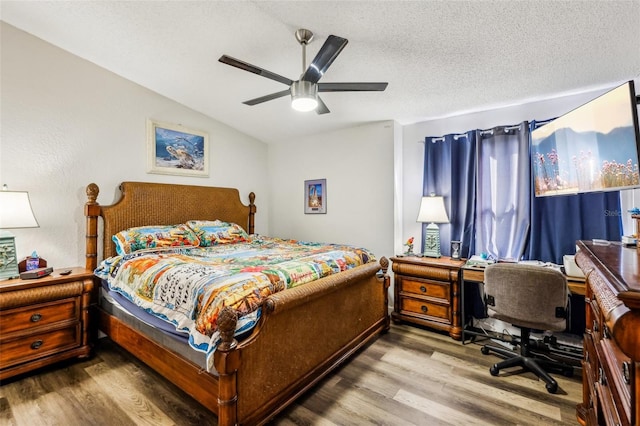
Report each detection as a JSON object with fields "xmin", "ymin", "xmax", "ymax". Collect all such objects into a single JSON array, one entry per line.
[
  {"xmin": 592, "ymin": 320, "xmax": 598, "ymax": 332},
  {"xmin": 420, "ymin": 286, "xmax": 427, "ymax": 293},
  {"xmin": 30, "ymin": 340, "xmax": 43, "ymax": 350},
  {"xmin": 622, "ymin": 362, "xmax": 631, "ymax": 385},
  {"xmin": 603, "ymin": 325, "xmax": 610, "ymax": 339},
  {"xmin": 30, "ymin": 313, "xmax": 42, "ymax": 322},
  {"xmin": 598, "ymin": 367, "xmax": 606, "ymax": 386},
  {"xmin": 421, "ymin": 305, "xmax": 428, "ymax": 313}
]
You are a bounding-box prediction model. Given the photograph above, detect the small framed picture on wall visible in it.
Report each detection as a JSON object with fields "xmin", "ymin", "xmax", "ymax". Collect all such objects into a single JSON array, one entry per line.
[
  {"xmin": 451, "ymin": 241, "xmax": 461, "ymax": 259},
  {"xmin": 304, "ymin": 179, "xmax": 326, "ymax": 214}
]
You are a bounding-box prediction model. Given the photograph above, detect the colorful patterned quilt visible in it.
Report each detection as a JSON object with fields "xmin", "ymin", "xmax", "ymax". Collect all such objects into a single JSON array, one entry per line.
[{"xmin": 95, "ymin": 235, "xmax": 375, "ymax": 370}]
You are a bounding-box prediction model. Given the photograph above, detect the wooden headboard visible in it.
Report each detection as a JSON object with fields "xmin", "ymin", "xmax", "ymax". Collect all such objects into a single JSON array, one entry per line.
[{"xmin": 85, "ymin": 181, "xmax": 256, "ymax": 269}]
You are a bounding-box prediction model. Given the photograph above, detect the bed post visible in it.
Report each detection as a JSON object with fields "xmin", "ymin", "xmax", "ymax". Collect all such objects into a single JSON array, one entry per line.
[
  {"xmin": 85, "ymin": 183, "xmax": 100, "ymax": 271},
  {"xmin": 248, "ymin": 192, "xmax": 256, "ymax": 235},
  {"xmin": 379, "ymin": 257, "xmax": 391, "ymax": 331},
  {"xmin": 214, "ymin": 307, "xmax": 240, "ymax": 426}
]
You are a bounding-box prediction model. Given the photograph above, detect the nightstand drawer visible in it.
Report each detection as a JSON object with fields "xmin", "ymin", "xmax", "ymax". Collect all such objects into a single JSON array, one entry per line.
[
  {"xmin": 0, "ymin": 324, "xmax": 81, "ymax": 367},
  {"xmin": 0, "ymin": 298, "xmax": 79, "ymax": 335},
  {"xmin": 401, "ymin": 278, "xmax": 448, "ymax": 300},
  {"xmin": 401, "ymin": 297, "xmax": 450, "ymax": 322}
]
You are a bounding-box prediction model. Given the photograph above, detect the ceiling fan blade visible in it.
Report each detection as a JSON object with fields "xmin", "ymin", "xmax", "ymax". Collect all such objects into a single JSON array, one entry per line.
[
  {"xmin": 243, "ymin": 89, "xmax": 290, "ymax": 106},
  {"xmin": 301, "ymin": 35, "xmax": 348, "ymax": 84},
  {"xmin": 319, "ymin": 82, "xmax": 388, "ymax": 92},
  {"xmin": 219, "ymin": 55, "xmax": 293, "ymax": 86},
  {"xmin": 316, "ymin": 96, "xmax": 330, "ymax": 115}
]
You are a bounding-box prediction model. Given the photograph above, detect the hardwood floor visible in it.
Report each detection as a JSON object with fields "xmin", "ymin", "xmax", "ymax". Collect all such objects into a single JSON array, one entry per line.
[{"xmin": 0, "ymin": 323, "xmax": 582, "ymax": 425}]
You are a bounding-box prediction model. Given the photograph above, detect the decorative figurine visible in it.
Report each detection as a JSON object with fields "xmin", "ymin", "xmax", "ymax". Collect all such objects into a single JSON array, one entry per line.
[{"xmin": 404, "ymin": 237, "xmax": 415, "ymax": 255}]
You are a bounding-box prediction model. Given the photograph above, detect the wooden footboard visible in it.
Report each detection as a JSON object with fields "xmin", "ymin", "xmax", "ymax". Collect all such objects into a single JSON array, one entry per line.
[
  {"xmin": 85, "ymin": 182, "xmax": 390, "ymax": 425},
  {"xmin": 230, "ymin": 258, "xmax": 390, "ymax": 425}
]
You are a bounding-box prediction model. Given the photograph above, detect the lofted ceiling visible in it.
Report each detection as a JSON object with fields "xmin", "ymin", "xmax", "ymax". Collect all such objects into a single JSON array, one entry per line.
[{"xmin": 1, "ymin": 1, "xmax": 639, "ymax": 144}]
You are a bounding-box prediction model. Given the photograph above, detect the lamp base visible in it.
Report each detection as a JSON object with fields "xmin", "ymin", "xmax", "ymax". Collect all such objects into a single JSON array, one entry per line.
[
  {"xmin": 422, "ymin": 223, "xmax": 442, "ymax": 258},
  {"xmin": 0, "ymin": 233, "xmax": 20, "ymax": 280},
  {"xmin": 422, "ymin": 253, "xmax": 442, "ymax": 258}
]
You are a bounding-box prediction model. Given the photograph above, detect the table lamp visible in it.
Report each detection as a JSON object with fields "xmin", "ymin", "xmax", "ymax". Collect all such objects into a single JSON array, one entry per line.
[
  {"xmin": 0, "ymin": 185, "xmax": 39, "ymax": 280},
  {"xmin": 417, "ymin": 194, "xmax": 449, "ymax": 258}
]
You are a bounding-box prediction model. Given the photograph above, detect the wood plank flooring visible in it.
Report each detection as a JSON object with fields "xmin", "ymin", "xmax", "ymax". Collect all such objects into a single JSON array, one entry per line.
[{"xmin": 0, "ymin": 323, "xmax": 582, "ymax": 425}]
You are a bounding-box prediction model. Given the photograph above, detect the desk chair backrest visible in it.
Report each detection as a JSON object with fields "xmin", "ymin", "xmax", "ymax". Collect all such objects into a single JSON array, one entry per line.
[{"xmin": 484, "ymin": 263, "xmax": 568, "ymax": 331}]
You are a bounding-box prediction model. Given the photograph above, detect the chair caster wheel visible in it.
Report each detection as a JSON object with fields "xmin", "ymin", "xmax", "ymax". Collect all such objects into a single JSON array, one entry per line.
[
  {"xmin": 489, "ymin": 365, "xmax": 499, "ymax": 376},
  {"xmin": 563, "ymin": 368, "xmax": 574, "ymax": 377},
  {"xmin": 546, "ymin": 382, "xmax": 558, "ymax": 394},
  {"xmin": 481, "ymin": 346, "xmax": 490, "ymax": 355}
]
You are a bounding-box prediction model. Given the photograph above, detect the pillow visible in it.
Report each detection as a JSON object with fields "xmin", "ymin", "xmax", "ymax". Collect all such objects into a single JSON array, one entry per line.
[
  {"xmin": 112, "ymin": 224, "xmax": 200, "ymax": 255},
  {"xmin": 185, "ymin": 220, "xmax": 249, "ymax": 247}
]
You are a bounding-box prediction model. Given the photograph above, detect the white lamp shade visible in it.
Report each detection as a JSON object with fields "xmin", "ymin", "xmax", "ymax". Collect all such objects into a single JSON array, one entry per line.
[
  {"xmin": 0, "ymin": 191, "xmax": 39, "ymax": 229},
  {"xmin": 417, "ymin": 195, "xmax": 449, "ymax": 224}
]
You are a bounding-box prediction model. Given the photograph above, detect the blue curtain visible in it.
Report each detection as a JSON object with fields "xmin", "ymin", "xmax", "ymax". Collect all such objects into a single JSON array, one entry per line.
[
  {"xmin": 423, "ymin": 131, "xmax": 477, "ymax": 258},
  {"xmin": 526, "ymin": 120, "xmax": 623, "ymax": 263},
  {"xmin": 475, "ymin": 123, "xmax": 531, "ymax": 261}
]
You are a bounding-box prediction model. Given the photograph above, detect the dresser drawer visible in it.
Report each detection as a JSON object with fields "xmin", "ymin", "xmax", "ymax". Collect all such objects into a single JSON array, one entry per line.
[
  {"xmin": 400, "ymin": 297, "xmax": 450, "ymax": 322},
  {"xmin": 0, "ymin": 324, "xmax": 81, "ymax": 367},
  {"xmin": 0, "ymin": 297, "xmax": 79, "ymax": 335},
  {"xmin": 598, "ymin": 338, "xmax": 632, "ymax": 423},
  {"xmin": 595, "ymin": 381, "xmax": 625, "ymax": 426},
  {"xmin": 400, "ymin": 278, "xmax": 449, "ymax": 301}
]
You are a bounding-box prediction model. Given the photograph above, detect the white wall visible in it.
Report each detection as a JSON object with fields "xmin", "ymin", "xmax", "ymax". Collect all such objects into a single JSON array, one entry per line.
[
  {"xmin": 399, "ymin": 85, "xmax": 640, "ymax": 251},
  {"xmin": 268, "ymin": 121, "xmax": 396, "ymax": 264},
  {"xmin": 1, "ymin": 22, "xmax": 269, "ymax": 269}
]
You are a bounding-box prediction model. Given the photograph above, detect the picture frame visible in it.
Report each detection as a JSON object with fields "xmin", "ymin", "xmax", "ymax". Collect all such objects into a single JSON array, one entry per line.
[
  {"xmin": 304, "ymin": 179, "xmax": 327, "ymax": 214},
  {"xmin": 147, "ymin": 119, "xmax": 209, "ymax": 177},
  {"xmin": 450, "ymin": 240, "xmax": 461, "ymax": 259}
]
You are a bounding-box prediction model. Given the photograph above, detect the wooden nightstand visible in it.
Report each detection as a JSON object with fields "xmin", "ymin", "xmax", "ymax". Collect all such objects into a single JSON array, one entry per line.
[
  {"xmin": 0, "ymin": 267, "xmax": 94, "ymax": 381},
  {"xmin": 391, "ymin": 256, "xmax": 465, "ymax": 340}
]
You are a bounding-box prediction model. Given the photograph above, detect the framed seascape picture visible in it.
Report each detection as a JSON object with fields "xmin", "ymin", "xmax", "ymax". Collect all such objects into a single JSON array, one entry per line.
[
  {"xmin": 147, "ymin": 119, "xmax": 209, "ymax": 177},
  {"xmin": 304, "ymin": 179, "xmax": 326, "ymax": 214}
]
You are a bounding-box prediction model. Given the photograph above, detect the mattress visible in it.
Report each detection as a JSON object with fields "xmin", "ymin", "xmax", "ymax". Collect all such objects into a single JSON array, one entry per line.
[{"xmin": 100, "ymin": 283, "xmax": 209, "ymax": 370}]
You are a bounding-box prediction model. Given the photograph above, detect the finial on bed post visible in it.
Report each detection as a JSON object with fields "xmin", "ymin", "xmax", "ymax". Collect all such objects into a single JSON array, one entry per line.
[
  {"xmin": 248, "ymin": 192, "xmax": 256, "ymax": 235},
  {"xmin": 85, "ymin": 183, "xmax": 100, "ymax": 271},
  {"xmin": 217, "ymin": 306, "xmax": 238, "ymax": 351},
  {"xmin": 378, "ymin": 256, "xmax": 391, "ymax": 332},
  {"xmin": 379, "ymin": 256, "xmax": 389, "ymax": 274}
]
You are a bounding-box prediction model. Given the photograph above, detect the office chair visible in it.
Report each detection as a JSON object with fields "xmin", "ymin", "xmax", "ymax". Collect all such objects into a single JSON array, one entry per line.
[{"xmin": 480, "ymin": 263, "xmax": 573, "ymax": 394}]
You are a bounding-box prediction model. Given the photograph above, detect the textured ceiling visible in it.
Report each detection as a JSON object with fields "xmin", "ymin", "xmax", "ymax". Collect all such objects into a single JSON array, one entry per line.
[{"xmin": 2, "ymin": 1, "xmax": 639, "ymax": 144}]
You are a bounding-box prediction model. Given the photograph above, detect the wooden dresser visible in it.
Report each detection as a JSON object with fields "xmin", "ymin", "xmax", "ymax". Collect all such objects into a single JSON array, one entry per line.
[
  {"xmin": 575, "ymin": 241, "xmax": 639, "ymax": 426},
  {"xmin": 0, "ymin": 268, "xmax": 94, "ymax": 381},
  {"xmin": 391, "ymin": 256, "xmax": 465, "ymax": 340}
]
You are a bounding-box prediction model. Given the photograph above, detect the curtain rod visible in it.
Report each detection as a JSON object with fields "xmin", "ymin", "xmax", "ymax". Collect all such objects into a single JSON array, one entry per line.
[{"xmin": 424, "ymin": 123, "xmax": 525, "ymax": 143}]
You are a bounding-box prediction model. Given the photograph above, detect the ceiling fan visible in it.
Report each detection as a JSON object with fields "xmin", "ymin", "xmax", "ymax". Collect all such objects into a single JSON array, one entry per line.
[{"xmin": 219, "ymin": 29, "xmax": 388, "ymax": 114}]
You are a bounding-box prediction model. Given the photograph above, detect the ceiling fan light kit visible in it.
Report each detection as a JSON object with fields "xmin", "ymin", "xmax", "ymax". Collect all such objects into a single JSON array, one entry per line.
[
  {"xmin": 291, "ymin": 80, "xmax": 318, "ymax": 112},
  {"xmin": 219, "ymin": 29, "xmax": 388, "ymax": 114}
]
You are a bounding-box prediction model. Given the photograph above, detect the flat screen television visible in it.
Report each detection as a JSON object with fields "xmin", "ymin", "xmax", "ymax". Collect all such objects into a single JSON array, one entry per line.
[{"xmin": 531, "ymin": 80, "xmax": 640, "ymax": 197}]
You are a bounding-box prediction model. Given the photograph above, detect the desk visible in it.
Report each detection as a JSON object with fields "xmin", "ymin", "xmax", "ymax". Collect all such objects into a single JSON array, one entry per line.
[{"xmin": 461, "ymin": 265, "xmax": 586, "ymax": 344}]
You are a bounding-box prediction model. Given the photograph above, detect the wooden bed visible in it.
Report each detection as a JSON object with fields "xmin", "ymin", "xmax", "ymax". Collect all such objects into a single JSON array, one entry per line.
[{"xmin": 84, "ymin": 181, "xmax": 390, "ymax": 425}]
